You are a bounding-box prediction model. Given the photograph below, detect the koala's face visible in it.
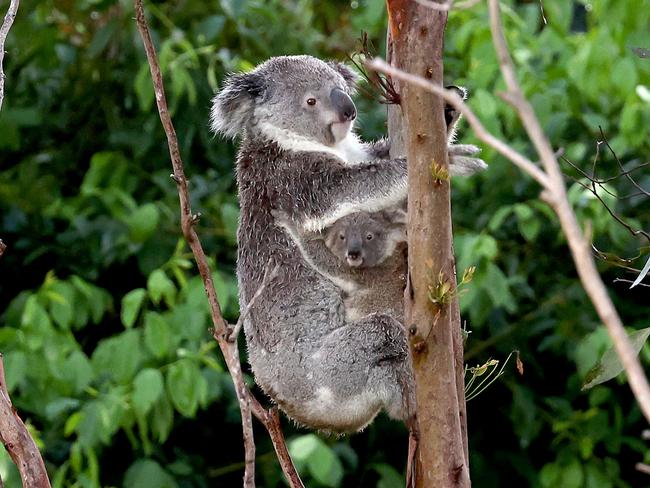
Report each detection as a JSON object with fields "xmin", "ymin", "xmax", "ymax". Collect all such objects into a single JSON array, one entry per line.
[
  {"xmin": 324, "ymin": 212, "xmax": 404, "ymax": 268},
  {"xmin": 211, "ymin": 55, "xmax": 358, "ymax": 146}
]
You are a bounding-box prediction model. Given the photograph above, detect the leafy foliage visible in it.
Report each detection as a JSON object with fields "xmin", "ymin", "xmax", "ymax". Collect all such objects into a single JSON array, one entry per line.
[{"xmin": 0, "ymin": 0, "xmax": 648, "ymax": 486}]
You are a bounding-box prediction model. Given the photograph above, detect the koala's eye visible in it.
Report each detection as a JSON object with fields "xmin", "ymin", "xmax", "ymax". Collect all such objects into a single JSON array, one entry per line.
[
  {"xmin": 339, "ymin": 233, "xmax": 345, "ymax": 240},
  {"xmin": 366, "ymin": 233, "xmax": 374, "ymax": 241},
  {"xmin": 306, "ymin": 98, "xmax": 317, "ymax": 106}
]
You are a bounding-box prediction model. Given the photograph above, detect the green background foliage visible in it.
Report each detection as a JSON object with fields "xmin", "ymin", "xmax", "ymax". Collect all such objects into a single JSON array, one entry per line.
[{"xmin": 0, "ymin": 0, "xmax": 648, "ymax": 486}]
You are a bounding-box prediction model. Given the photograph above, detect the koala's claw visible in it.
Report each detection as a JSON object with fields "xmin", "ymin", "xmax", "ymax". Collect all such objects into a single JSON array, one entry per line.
[
  {"xmin": 448, "ymin": 144, "xmax": 487, "ymax": 176},
  {"xmin": 449, "ymin": 143, "xmax": 481, "ymax": 156}
]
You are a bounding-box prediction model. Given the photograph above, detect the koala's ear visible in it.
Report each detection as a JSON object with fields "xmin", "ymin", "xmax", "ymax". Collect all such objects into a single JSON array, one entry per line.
[
  {"xmin": 380, "ymin": 209, "xmax": 408, "ymax": 226},
  {"xmin": 444, "ymin": 85, "xmax": 467, "ymax": 137},
  {"xmin": 327, "ymin": 61, "xmax": 359, "ymax": 92},
  {"xmin": 445, "ymin": 85, "xmax": 468, "ymax": 101},
  {"xmin": 210, "ymin": 71, "xmax": 267, "ymax": 138}
]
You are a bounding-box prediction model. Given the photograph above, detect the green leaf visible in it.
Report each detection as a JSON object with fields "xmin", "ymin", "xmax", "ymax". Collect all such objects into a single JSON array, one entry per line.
[
  {"xmin": 132, "ymin": 369, "xmax": 164, "ymax": 417},
  {"xmin": 124, "ymin": 459, "xmax": 178, "ymax": 488},
  {"xmin": 135, "ymin": 63, "xmax": 155, "ymax": 112},
  {"xmin": 121, "ymin": 289, "xmax": 147, "ymax": 329},
  {"xmin": 372, "ymin": 463, "xmax": 404, "ymax": 488},
  {"xmin": 288, "ymin": 434, "xmax": 343, "ymax": 487},
  {"xmin": 513, "ymin": 203, "xmax": 540, "ymax": 242},
  {"xmin": 582, "ymin": 327, "xmax": 650, "ymax": 389},
  {"xmin": 611, "ymin": 58, "xmax": 638, "ymax": 94},
  {"xmin": 561, "ymin": 459, "xmax": 584, "ymax": 488},
  {"xmin": 46, "ymin": 281, "xmax": 75, "ymax": 329},
  {"xmin": 151, "ymin": 396, "xmax": 174, "ymax": 443},
  {"xmin": 144, "ymin": 312, "xmax": 172, "ymax": 359},
  {"xmin": 166, "ymin": 359, "xmax": 206, "ymax": 417},
  {"xmin": 124, "ymin": 203, "xmax": 160, "ymax": 243},
  {"xmin": 65, "ymin": 351, "xmax": 94, "ymax": 394},
  {"xmin": 147, "ymin": 269, "xmax": 177, "ymax": 307}
]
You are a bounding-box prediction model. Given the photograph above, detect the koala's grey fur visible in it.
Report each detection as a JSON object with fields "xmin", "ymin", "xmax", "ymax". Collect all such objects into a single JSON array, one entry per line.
[
  {"xmin": 211, "ymin": 56, "xmax": 485, "ymax": 433},
  {"xmin": 274, "ymin": 210, "xmax": 408, "ymax": 322},
  {"xmin": 211, "ymin": 55, "xmax": 416, "ymax": 432}
]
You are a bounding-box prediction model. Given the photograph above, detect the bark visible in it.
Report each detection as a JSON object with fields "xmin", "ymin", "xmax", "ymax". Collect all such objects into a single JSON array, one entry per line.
[{"xmin": 386, "ymin": 1, "xmax": 470, "ymax": 486}]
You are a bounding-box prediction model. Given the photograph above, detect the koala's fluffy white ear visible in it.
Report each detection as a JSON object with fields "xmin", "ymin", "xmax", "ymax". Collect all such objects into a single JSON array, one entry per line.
[
  {"xmin": 327, "ymin": 61, "xmax": 359, "ymax": 92},
  {"xmin": 210, "ymin": 71, "xmax": 266, "ymax": 138}
]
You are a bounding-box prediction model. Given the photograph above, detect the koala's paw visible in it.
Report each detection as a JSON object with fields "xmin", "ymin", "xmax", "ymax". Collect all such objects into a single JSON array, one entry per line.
[{"xmin": 448, "ymin": 144, "xmax": 487, "ymax": 176}]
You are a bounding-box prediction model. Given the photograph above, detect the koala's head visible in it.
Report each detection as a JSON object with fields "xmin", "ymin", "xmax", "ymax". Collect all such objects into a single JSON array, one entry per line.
[
  {"xmin": 324, "ymin": 211, "xmax": 407, "ymax": 268},
  {"xmin": 210, "ymin": 55, "xmax": 358, "ymax": 146}
]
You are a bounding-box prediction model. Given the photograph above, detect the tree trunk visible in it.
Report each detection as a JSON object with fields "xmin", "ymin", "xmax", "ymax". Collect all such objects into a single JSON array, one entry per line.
[{"xmin": 385, "ymin": 2, "xmax": 470, "ymax": 486}]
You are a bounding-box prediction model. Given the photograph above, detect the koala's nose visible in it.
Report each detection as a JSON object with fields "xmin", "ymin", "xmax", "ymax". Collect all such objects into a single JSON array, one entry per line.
[{"xmin": 330, "ymin": 88, "xmax": 357, "ymax": 122}]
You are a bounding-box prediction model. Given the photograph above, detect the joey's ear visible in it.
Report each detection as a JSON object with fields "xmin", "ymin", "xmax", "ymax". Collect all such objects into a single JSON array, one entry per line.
[
  {"xmin": 210, "ymin": 71, "xmax": 267, "ymax": 138},
  {"xmin": 327, "ymin": 61, "xmax": 359, "ymax": 92}
]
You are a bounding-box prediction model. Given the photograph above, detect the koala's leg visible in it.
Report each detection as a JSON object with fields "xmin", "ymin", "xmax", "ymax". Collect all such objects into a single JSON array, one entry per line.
[{"xmin": 309, "ymin": 313, "xmax": 415, "ymax": 429}]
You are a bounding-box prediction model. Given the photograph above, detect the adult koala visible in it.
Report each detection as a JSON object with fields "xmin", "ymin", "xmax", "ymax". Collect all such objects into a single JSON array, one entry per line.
[{"xmin": 210, "ymin": 55, "xmax": 483, "ymax": 432}]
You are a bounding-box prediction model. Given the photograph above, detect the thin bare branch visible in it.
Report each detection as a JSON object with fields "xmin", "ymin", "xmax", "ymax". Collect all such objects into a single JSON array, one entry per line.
[
  {"xmin": 228, "ymin": 263, "xmax": 279, "ymax": 342},
  {"xmin": 0, "ymin": 0, "xmax": 19, "ymax": 112},
  {"xmin": 637, "ymin": 463, "xmax": 650, "ymax": 476},
  {"xmin": 413, "ymin": 0, "xmax": 481, "ymax": 11},
  {"xmin": 599, "ymin": 127, "xmax": 650, "ymax": 198},
  {"xmin": 366, "ymin": 58, "xmax": 551, "ymax": 188},
  {"xmin": 0, "ymin": 354, "xmax": 52, "ymax": 487},
  {"xmin": 133, "ymin": 2, "xmax": 303, "ymax": 486},
  {"xmin": 486, "ymin": 0, "xmax": 650, "ymax": 423},
  {"xmin": 613, "ymin": 278, "xmax": 650, "ymax": 288}
]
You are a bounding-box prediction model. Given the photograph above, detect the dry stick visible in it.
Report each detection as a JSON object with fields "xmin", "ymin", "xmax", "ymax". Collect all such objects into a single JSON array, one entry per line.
[
  {"xmin": 0, "ymin": 0, "xmax": 19, "ymax": 111},
  {"xmin": 0, "ymin": 354, "xmax": 52, "ymax": 487},
  {"xmin": 368, "ymin": 3, "xmax": 650, "ymax": 425},
  {"xmin": 1, "ymin": 2, "xmax": 53, "ymax": 486},
  {"xmin": 132, "ymin": 3, "xmax": 303, "ymax": 487},
  {"xmin": 486, "ymin": 0, "xmax": 650, "ymax": 423}
]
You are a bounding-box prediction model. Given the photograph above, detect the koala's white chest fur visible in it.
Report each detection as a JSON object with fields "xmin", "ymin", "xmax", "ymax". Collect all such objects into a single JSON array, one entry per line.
[{"xmin": 259, "ymin": 122, "xmax": 368, "ymax": 166}]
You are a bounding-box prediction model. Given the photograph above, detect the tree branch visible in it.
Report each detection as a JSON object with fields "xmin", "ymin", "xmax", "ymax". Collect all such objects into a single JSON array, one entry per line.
[
  {"xmin": 370, "ymin": 0, "xmax": 650, "ymax": 426},
  {"xmin": 0, "ymin": 354, "xmax": 52, "ymax": 487},
  {"xmin": 133, "ymin": 2, "xmax": 303, "ymax": 486},
  {"xmin": 0, "ymin": 0, "xmax": 19, "ymax": 112},
  {"xmin": 486, "ymin": 0, "xmax": 650, "ymax": 423}
]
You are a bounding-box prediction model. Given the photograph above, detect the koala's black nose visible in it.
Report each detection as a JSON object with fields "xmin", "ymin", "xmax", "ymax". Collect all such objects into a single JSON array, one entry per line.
[
  {"xmin": 330, "ymin": 87, "xmax": 357, "ymax": 122},
  {"xmin": 347, "ymin": 250, "xmax": 360, "ymax": 260}
]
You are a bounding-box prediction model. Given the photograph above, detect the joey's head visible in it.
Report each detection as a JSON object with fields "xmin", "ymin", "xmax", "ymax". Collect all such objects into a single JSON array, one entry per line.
[
  {"xmin": 324, "ymin": 211, "xmax": 407, "ymax": 268},
  {"xmin": 210, "ymin": 55, "xmax": 358, "ymax": 146}
]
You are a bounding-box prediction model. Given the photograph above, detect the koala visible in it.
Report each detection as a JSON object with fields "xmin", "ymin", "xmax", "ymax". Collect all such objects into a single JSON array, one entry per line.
[
  {"xmin": 274, "ymin": 210, "xmax": 408, "ymax": 322},
  {"xmin": 210, "ymin": 55, "xmax": 484, "ymax": 432}
]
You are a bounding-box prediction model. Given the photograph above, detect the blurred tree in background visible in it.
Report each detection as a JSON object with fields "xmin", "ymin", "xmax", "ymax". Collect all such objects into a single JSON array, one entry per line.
[{"xmin": 0, "ymin": 0, "xmax": 648, "ymax": 486}]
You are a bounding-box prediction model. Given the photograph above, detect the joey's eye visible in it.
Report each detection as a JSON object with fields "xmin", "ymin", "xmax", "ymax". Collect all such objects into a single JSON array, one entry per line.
[
  {"xmin": 306, "ymin": 98, "xmax": 317, "ymax": 106},
  {"xmin": 366, "ymin": 233, "xmax": 373, "ymax": 240}
]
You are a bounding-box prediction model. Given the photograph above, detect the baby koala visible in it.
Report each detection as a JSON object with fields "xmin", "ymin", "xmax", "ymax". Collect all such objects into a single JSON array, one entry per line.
[{"xmin": 275, "ymin": 209, "xmax": 407, "ymax": 322}]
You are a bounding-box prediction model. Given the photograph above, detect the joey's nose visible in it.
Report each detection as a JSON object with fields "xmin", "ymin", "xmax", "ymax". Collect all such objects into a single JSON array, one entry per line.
[{"xmin": 330, "ymin": 87, "xmax": 357, "ymax": 122}]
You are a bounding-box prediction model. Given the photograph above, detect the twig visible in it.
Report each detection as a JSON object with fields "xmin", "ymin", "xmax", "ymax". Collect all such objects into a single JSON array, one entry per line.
[
  {"xmin": 228, "ymin": 263, "xmax": 280, "ymax": 342},
  {"xmin": 368, "ymin": 1, "xmax": 650, "ymax": 425},
  {"xmin": 413, "ymin": 0, "xmax": 482, "ymax": 11},
  {"xmin": 599, "ymin": 127, "xmax": 650, "ymax": 198},
  {"xmin": 0, "ymin": 0, "xmax": 19, "ymax": 112},
  {"xmin": 366, "ymin": 59, "xmax": 551, "ymax": 188},
  {"xmin": 613, "ymin": 278, "xmax": 650, "ymax": 288},
  {"xmin": 133, "ymin": 2, "xmax": 303, "ymax": 487},
  {"xmin": 636, "ymin": 463, "xmax": 650, "ymax": 476},
  {"xmin": 486, "ymin": 0, "xmax": 650, "ymax": 424},
  {"xmin": 0, "ymin": 354, "xmax": 52, "ymax": 487}
]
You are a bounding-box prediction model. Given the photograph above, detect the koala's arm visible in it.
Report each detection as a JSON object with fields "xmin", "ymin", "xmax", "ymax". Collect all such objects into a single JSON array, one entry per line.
[
  {"xmin": 272, "ymin": 212, "xmax": 349, "ymax": 279},
  {"xmin": 279, "ymin": 156, "xmax": 407, "ymax": 233}
]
